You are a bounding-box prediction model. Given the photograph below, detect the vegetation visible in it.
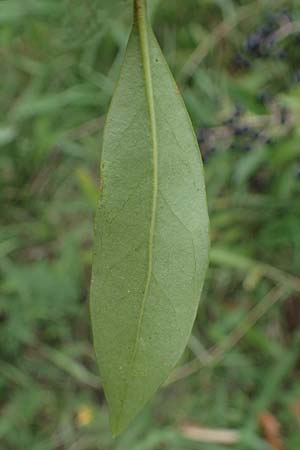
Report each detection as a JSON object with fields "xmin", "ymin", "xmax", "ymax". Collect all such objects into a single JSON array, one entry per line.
[{"xmin": 1, "ymin": 0, "xmax": 299, "ymax": 449}]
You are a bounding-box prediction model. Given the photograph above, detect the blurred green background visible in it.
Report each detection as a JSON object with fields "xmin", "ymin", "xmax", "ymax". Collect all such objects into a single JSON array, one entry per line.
[{"xmin": 1, "ymin": 0, "xmax": 300, "ymax": 449}]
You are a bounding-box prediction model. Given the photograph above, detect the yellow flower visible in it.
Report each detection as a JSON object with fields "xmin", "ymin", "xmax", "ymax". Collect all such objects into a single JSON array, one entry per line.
[{"xmin": 76, "ymin": 405, "xmax": 93, "ymax": 427}]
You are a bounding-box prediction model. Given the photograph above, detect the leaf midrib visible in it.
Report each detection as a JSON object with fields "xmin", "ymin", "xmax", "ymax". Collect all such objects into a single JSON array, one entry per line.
[{"xmin": 114, "ymin": 0, "xmax": 158, "ymax": 431}]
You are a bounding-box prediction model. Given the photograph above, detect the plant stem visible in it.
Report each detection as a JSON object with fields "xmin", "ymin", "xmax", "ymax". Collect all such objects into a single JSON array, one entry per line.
[{"xmin": 133, "ymin": 0, "xmax": 147, "ymax": 24}]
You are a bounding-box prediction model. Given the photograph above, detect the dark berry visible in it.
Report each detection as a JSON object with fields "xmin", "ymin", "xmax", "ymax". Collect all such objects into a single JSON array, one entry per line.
[
  {"xmin": 250, "ymin": 129, "xmax": 261, "ymax": 140},
  {"xmin": 280, "ymin": 107, "xmax": 289, "ymax": 125},
  {"xmin": 265, "ymin": 12, "xmax": 279, "ymax": 30},
  {"xmin": 0, "ymin": 313, "xmax": 6, "ymax": 323},
  {"xmin": 277, "ymin": 49, "xmax": 288, "ymax": 60},
  {"xmin": 234, "ymin": 104, "xmax": 244, "ymax": 118},
  {"xmin": 294, "ymin": 71, "xmax": 300, "ymax": 83},
  {"xmin": 186, "ymin": 75, "xmax": 194, "ymax": 87},
  {"xmin": 266, "ymin": 36, "xmax": 276, "ymax": 49},
  {"xmin": 265, "ymin": 137, "xmax": 273, "ymax": 145},
  {"xmin": 234, "ymin": 125, "xmax": 249, "ymax": 136},
  {"xmin": 245, "ymin": 33, "xmax": 262, "ymax": 54},
  {"xmin": 224, "ymin": 116, "xmax": 235, "ymax": 126},
  {"xmin": 208, "ymin": 147, "xmax": 216, "ymax": 156},
  {"xmin": 260, "ymin": 24, "xmax": 273, "ymax": 37},
  {"xmin": 233, "ymin": 53, "xmax": 250, "ymax": 69},
  {"xmin": 293, "ymin": 34, "xmax": 300, "ymax": 45},
  {"xmin": 198, "ymin": 136, "xmax": 205, "ymax": 146},
  {"xmin": 243, "ymin": 144, "xmax": 252, "ymax": 152},
  {"xmin": 197, "ymin": 129, "xmax": 206, "ymax": 145},
  {"xmin": 281, "ymin": 9, "xmax": 293, "ymax": 22},
  {"xmin": 257, "ymin": 92, "xmax": 272, "ymax": 105}
]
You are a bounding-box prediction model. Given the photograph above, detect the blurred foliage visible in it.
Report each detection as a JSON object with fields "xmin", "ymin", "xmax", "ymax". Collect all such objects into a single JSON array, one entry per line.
[{"xmin": 1, "ymin": 0, "xmax": 300, "ymax": 449}]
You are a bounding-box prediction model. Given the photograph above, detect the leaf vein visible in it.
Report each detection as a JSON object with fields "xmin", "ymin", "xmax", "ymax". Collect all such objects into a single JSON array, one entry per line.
[
  {"xmin": 160, "ymin": 190, "xmax": 192, "ymax": 234},
  {"xmin": 116, "ymin": 0, "xmax": 159, "ymax": 428}
]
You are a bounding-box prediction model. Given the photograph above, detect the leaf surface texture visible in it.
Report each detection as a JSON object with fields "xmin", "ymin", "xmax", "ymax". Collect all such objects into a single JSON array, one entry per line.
[{"xmin": 90, "ymin": 0, "xmax": 209, "ymax": 435}]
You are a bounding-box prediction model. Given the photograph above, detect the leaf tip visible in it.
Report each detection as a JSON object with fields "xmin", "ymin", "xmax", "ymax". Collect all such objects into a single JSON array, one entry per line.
[
  {"xmin": 108, "ymin": 393, "xmax": 143, "ymax": 437},
  {"xmin": 110, "ymin": 412, "xmax": 130, "ymax": 438}
]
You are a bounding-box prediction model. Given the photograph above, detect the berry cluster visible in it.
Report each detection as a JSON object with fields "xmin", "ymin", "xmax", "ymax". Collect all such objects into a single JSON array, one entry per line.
[
  {"xmin": 197, "ymin": 8, "xmax": 300, "ymax": 166},
  {"xmin": 244, "ymin": 11, "xmax": 292, "ymax": 58},
  {"xmin": 197, "ymin": 106, "xmax": 270, "ymax": 162},
  {"xmin": 237, "ymin": 8, "xmax": 300, "ymax": 78}
]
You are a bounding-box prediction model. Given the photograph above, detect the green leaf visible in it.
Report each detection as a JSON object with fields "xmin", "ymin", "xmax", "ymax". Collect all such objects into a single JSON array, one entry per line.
[{"xmin": 90, "ymin": 0, "xmax": 209, "ymax": 436}]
